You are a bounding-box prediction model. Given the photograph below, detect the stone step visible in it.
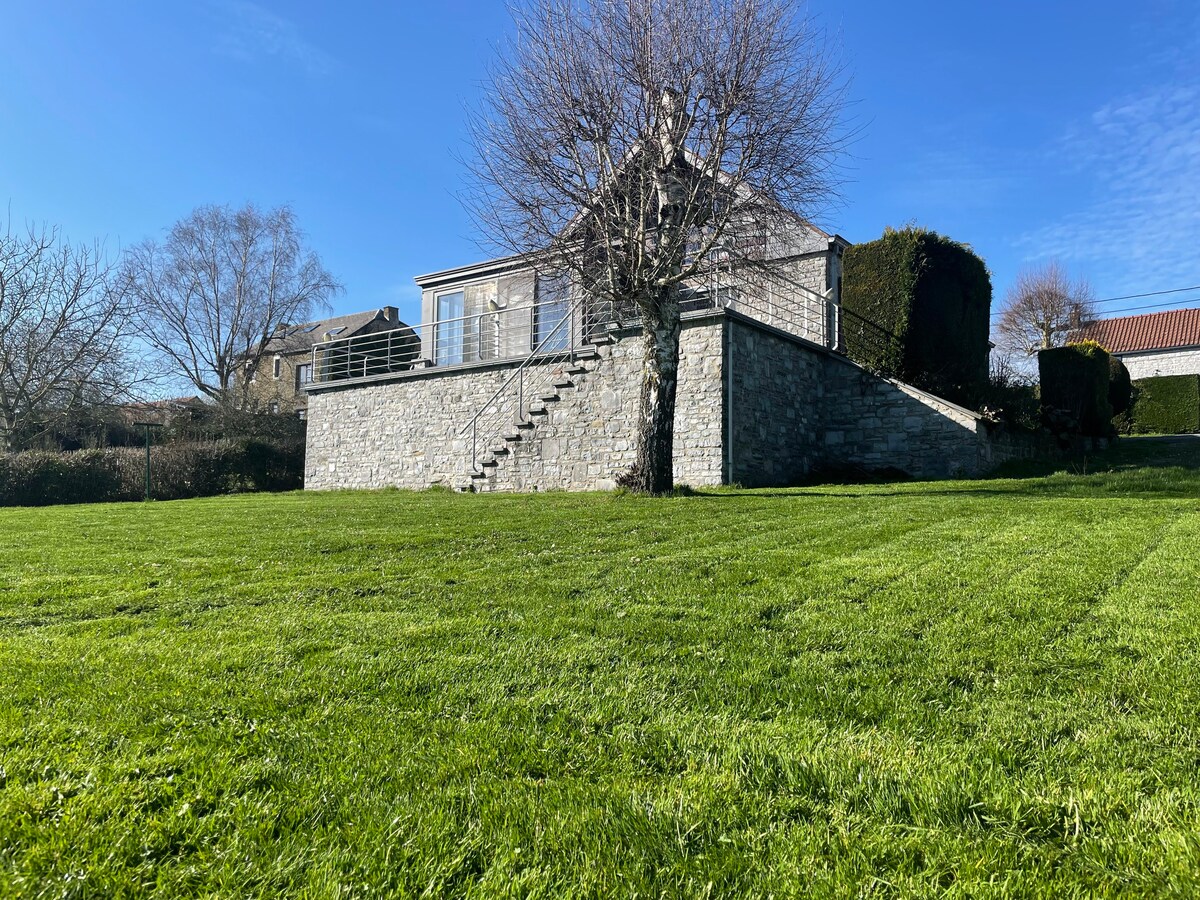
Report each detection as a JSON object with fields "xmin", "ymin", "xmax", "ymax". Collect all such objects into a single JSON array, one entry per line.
[
  {"xmin": 565, "ymin": 364, "xmax": 589, "ymax": 375},
  {"xmin": 527, "ymin": 403, "xmax": 548, "ymax": 415},
  {"xmin": 516, "ymin": 420, "xmax": 536, "ymax": 430},
  {"xmin": 551, "ymin": 377, "xmax": 574, "ymax": 389},
  {"xmin": 540, "ymin": 391, "xmax": 560, "ymax": 402},
  {"xmin": 491, "ymin": 445, "xmax": 510, "ymax": 456},
  {"xmin": 480, "ymin": 457, "xmax": 498, "ymax": 468},
  {"xmin": 502, "ymin": 431, "xmax": 523, "ymax": 442}
]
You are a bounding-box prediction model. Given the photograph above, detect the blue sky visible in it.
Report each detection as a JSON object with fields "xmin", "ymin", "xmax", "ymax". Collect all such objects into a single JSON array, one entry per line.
[{"xmin": 2, "ymin": 1, "xmax": 1197, "ymax": 331}]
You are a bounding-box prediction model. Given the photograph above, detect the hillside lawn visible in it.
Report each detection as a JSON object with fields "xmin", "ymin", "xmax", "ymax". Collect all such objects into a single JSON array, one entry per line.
[{"xmin": 2, "ymin": 437, "xmax": 1200, "ymax": 898}]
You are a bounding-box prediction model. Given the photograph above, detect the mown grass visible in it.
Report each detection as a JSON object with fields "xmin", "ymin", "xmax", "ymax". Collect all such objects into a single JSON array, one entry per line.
[{"xmin": 2, "ymin": 437, "xmax": 1200, "ymax": 898}]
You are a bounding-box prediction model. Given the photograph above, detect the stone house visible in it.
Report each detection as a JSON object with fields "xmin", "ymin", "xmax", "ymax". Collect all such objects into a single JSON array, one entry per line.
[
  {"xmin": 1075, "ymin": 308, "xmax": 1200, "ymax": 379},
  {"xmin": 303, "ymin": 221, "xmax": 1026, "ymax": 492},
  {"xmin": 243, "ymin": 307, "xmax": 410, "ymax": 416}
]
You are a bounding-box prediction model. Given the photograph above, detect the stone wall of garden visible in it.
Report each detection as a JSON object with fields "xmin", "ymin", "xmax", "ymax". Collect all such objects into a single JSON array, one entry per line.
[
  {"xmin": 304, "ymin": 317, "xmax": 726, "ymax": 492},
  {"xmin": 306, "ymin": 309, "xmax": 1032, "ymax": 492}
]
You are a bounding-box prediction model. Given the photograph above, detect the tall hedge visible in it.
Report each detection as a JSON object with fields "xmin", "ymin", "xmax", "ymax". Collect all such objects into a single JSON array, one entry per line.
[
  {"xmin": 841, "ymin": 226, "xmax": 992, "ymax": 405},
  {"xmin": 1038, "ymin": 341, "xmax": 1113, "ymax": 437},
  {"xmin": 1123, "ymin": 374, "xmax": 1200, "ymax": 434}
]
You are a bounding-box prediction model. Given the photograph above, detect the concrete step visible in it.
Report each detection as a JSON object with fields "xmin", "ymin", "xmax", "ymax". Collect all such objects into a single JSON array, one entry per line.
[
  {"xmin": 565, "ymin": 364, "xmax": 589, "ymax": 375},
  {"xmin": 551, "ymin": 377, "xmax": 574, "ymax": 389},
  {"xmin": 527, "ymin": 403, "xmax": 548, "ymax": 415},
  {"xmin": 516, "ymin": 420, "xmax": 536, "ymax": 431},
  {"xmin": 502, "ymin": 431, "xmax": 523, "ymax": 442},
  {"xmin": 491, "ymin": 445, "xmax": 510, "ymax": 456},
  {"xmin": 540, "ymin": 391, "xmax": 560, "ymax": 402},
  {"xmin": 481, "ymin": 456, "xmax": 498, "ymax": 468}
]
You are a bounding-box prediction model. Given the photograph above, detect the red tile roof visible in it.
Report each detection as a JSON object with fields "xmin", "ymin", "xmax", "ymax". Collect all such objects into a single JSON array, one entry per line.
[{"xmin": 1075, "ymin": 308, "xmax": 1200, "ymax": 354}]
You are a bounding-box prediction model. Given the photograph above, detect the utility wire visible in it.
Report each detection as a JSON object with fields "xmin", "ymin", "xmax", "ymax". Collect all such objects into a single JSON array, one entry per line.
[{"xmin": 992, "ymin": 294, "xmax": 1200, "ymax": 321}]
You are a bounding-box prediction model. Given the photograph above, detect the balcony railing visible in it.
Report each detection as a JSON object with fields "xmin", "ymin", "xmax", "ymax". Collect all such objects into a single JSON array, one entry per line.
[{"xmin": 309, "ymin": 284, "xmax": 840, "ymax": 386}]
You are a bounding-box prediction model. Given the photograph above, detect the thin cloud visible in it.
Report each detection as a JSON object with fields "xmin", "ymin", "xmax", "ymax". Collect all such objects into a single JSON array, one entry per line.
[
  {"xmin": 211, "ymin": 1, "xmax": 334, "ymax": 76},
  {"xmin": 1016, "ymin": 55, "xmax": 1199, "ymax": 294}
]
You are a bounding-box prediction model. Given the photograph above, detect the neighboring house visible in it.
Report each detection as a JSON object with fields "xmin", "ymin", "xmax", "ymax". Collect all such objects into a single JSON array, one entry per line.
[
  {"xmin": 244, "ymin": 307, "xmax": 412, "ymax": 416},
  {"xmin": 1074, "ymin": 308, "xmax": 1200, "ymax": 379},
  {"xmin": 302, "ymin": 222, "xmax": 1030, "ymax": 492}
]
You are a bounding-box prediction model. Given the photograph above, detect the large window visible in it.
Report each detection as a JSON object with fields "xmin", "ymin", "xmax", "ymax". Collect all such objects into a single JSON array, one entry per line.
[
  {"xmin": 435, "ymin": 290, "xmax": 465, "ymax": 366},
  {"xmin": 534, "ymin": 273, "xmax": 570, "ymax": 351}
]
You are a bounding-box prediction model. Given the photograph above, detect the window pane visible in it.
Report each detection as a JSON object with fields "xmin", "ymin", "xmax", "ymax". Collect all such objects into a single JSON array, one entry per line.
[
  {"xmin": 534, "ymin": 274, "xmax": 570, "ymax": 351},
  {"xmin": 435, "ymin": 290, "xmax": 465, "ymax": 365}
]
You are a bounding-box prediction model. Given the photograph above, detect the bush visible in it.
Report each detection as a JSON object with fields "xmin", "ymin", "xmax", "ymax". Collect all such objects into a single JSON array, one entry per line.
[
  {"xmin": 0, "ymin": 440, "xmax": 304, "ymax": 507},
  {"xmin": 1121, "ymin": 375, "xmax": 1200, "ymax": 435},
  {"xmin": 841, "ymin": 226, "xmax": 992, "ymax": 405},
  {"xmin": 1108, "ymin": 356, "xmax": 1133, "ymax": 417},
  {"xmin": 1038, "ymin": 341, "xmax": 1113, "ymax": 437}
]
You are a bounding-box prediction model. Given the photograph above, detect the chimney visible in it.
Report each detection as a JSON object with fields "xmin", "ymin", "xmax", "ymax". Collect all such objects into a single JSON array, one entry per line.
[{"xmin": 381, "ymin": 306, "xmax": 399, "ymax": 324}]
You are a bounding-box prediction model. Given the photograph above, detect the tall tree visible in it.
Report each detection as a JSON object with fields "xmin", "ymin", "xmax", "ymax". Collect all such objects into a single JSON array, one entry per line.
[
  {"xmin": 123, "ymin": 204, "xmax": 340, "ymax": 406},
  {"xmin": 997, "ymin": 261, "xmax": 1096, "ymax": 356},
  {"xmin": 469, "ymin": 0, "xmax": 845, "ymax": 493},
  {"xmin": 0, "ymin": 223, "xmax": 135, "ymax": 451}
]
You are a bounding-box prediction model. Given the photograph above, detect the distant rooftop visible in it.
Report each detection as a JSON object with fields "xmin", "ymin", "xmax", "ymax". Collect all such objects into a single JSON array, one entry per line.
[{"xmin": 1075, "ymin": 308, "xmax": 1200, "ymax": 354}]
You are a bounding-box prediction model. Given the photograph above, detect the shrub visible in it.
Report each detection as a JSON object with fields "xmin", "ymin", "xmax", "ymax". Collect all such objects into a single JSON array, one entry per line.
[
  {"xmin": 841, "ymin": 226, "xmax": 992, "ymax": 405},
  {"xmin": 1038, "ymin": 341, "xmax": 1113, "ymax": 437},
  {"xmin": 0, "ymin": 440, "xmax": 304, "ymax": 507},
  {"xmin": 1108, "ymin": 356, "xmax": 1133, "ymax": 417},
  {"xmin": 1122, "ymin": 375, "xmax": 1200, "ymax": 435}
]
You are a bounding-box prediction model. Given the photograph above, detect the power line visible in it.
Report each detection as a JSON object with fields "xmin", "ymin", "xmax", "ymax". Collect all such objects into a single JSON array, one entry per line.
[
  {"xmin": 1093, "ymin": 284, "xmax": 1200, "ymax": 305},
  {"xmin": 990, "ymin": 282, "xmax": 1200, "ymax": 320},
  {"xmin": 1092, "ymin": 296, "xmax": 1200, "ymax": 317},
  {"xmin": 991, "ymin": 294, "xmax": 1200, "ymax": 321}
]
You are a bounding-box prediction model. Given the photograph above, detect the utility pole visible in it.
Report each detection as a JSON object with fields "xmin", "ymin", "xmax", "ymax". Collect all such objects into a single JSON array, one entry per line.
[{"xmin": 132, "ymin": 421, "xmax": 164, "ymax": 501}]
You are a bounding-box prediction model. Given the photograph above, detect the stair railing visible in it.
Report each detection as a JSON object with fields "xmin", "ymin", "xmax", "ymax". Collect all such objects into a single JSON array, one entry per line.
[{"xmin": 460, "ymin": 293, "xmax": 589, "ymax": 476}]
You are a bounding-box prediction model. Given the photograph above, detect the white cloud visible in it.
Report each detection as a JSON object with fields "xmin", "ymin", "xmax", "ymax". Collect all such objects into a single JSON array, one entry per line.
[
  {"xmin": 1016, "ymin": 67, "xmax": 1200, "ymax": 294},
  {"xmin": 212, "ymin": 1, "xmax": 334, "ymax": 76}
]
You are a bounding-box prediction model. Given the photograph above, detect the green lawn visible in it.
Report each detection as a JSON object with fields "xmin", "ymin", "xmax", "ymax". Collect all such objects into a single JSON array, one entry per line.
[{"xmin": 3, "ymin": 437, "xmax": 1200, "ymax": 898}]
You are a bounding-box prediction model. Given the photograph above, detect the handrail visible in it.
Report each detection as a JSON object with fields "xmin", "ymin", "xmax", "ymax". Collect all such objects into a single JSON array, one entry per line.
[{"xmin": 460, "ymin": 293, "xmax": 586, "ymax": 476}]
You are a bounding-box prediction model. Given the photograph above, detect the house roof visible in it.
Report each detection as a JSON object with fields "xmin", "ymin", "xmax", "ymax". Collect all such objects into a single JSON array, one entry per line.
[
  {"xmin": 1074, "ymin": 308, "xmax": 1200, "ymax": 354},
  {"xmin": 265, "ymin": 309, "xmax": 390, "ymax": 354}
]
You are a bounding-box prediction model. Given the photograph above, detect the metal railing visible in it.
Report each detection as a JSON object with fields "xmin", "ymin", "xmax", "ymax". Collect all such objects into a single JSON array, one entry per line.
[
  {"xmin": 309, "ymin": 299, "xmax": 579, "ymax": 383},
  {"xmin": 460, "ymin": 294, "xmax": 587, "ymax": 475},
  {"xmin": 308, "ymin": 277, "xmax": 841, "ymax": 388}
]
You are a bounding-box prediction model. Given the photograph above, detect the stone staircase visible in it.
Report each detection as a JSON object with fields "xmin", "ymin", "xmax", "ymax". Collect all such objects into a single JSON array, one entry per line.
[{"xmin": 466, "ymin": 358, "xmax": 596, "ymax": 491}]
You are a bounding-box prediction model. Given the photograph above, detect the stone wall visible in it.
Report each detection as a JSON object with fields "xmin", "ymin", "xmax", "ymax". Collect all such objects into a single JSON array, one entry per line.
[
  {"xmin": 818, "ymin": 353, "xmax": 1031, "ymax": 478},
  {"xmin": 726, "ymin": 317, "xmax": 824, "ymax": 486},
  {"xmin": 306, "ymin": 308, "xmax": 1033, "ymax": 493},
  {"xmin": 1119, "ymin": 348, "xmax": 1200, "ymax": 379},
  {"xmin": 304, "ymin": 317, "xmax": 725, "ymax": 492}
]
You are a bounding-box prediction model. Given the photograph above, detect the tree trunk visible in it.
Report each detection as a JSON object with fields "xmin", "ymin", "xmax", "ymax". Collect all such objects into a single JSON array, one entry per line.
[{"xmin": 626, "ymin": 293, "xmax": 682, "ymax": 494}]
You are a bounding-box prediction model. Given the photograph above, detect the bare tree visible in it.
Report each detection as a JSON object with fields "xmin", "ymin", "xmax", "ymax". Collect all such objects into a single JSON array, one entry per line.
[
  {"xmin": 0, "ymin": 223, "xmax": 136, "ymax": 451},
  {"xmin": 122, "ymin": 204, "xmax": 340, "ymax": 407},
  {"xmin": 997, "ymin": 261, "xmax": 1096, "ymax": 356},
  {"xmin": 469, "ymin": 0, "xmax": 845, "ymax": 493}
]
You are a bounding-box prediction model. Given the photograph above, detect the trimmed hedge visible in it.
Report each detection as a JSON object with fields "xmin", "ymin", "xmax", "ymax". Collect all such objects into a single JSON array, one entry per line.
[
  {"xmin": 841, "ymin": 226, "xmax": 992, "ymax": 405},
  {"xmin": 1039, "ymin": 341, "xmax": 1113, "ymax": 437},
  {"xmin": 1108, "ymin": 356, "xmax": 1133, "ymax": 417},
  {"xmin": 0, "ymin": 440, "xmax": 304, "ymax": 507},
  {"xmin": 1121, "ymin": 374, "xmax": 1200, "ymax": 435}
]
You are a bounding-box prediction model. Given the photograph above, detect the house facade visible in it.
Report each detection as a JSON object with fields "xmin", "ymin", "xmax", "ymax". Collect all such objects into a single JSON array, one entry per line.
[
  {"xmin": 302, "ymin": 223, "xmax": 1028, "ymax": 492},
  {"xmin": 1075, "ymin": 308, "xmax": 1200, "ymax": 379},
  {"xmin": 244, "ymin": 307, "xmax": 411, "ymax": 416}
]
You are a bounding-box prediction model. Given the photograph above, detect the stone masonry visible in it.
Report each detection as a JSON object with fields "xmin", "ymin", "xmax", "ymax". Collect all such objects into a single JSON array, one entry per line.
[{"xmin": 305, "ymin": 310, "xmax": 1028, "ymax": 492}]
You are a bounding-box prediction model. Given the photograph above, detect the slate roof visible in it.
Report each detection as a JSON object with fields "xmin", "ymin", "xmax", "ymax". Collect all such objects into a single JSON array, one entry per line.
[
  {"xmin": 265, "ymin": 310, "xmax": 386, "ymax": 354},
  {"xmin": 1074, "ymin": 308, "xmax": 1200, "ymax": 354}
]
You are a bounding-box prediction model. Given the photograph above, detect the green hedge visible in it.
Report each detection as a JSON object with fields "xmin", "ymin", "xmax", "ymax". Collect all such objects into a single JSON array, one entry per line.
[
  {"xmin": 1038, "ymin": 342, "xmax": 1113, "ymax": 437},
  {"xmin": 1121, "ymin": 374, "xmax": 1200, "ymax": 435},
  {"xmin": 841, "ymin": 226, "xmax": 992, "ymax": 405},
  {"xmin": 1108, "ymin": 356, "xmax": 1133, "ymax": 417},
  {"xmin": 0, "ymin": 440, "xmax": 304, "ymax": 507}
]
